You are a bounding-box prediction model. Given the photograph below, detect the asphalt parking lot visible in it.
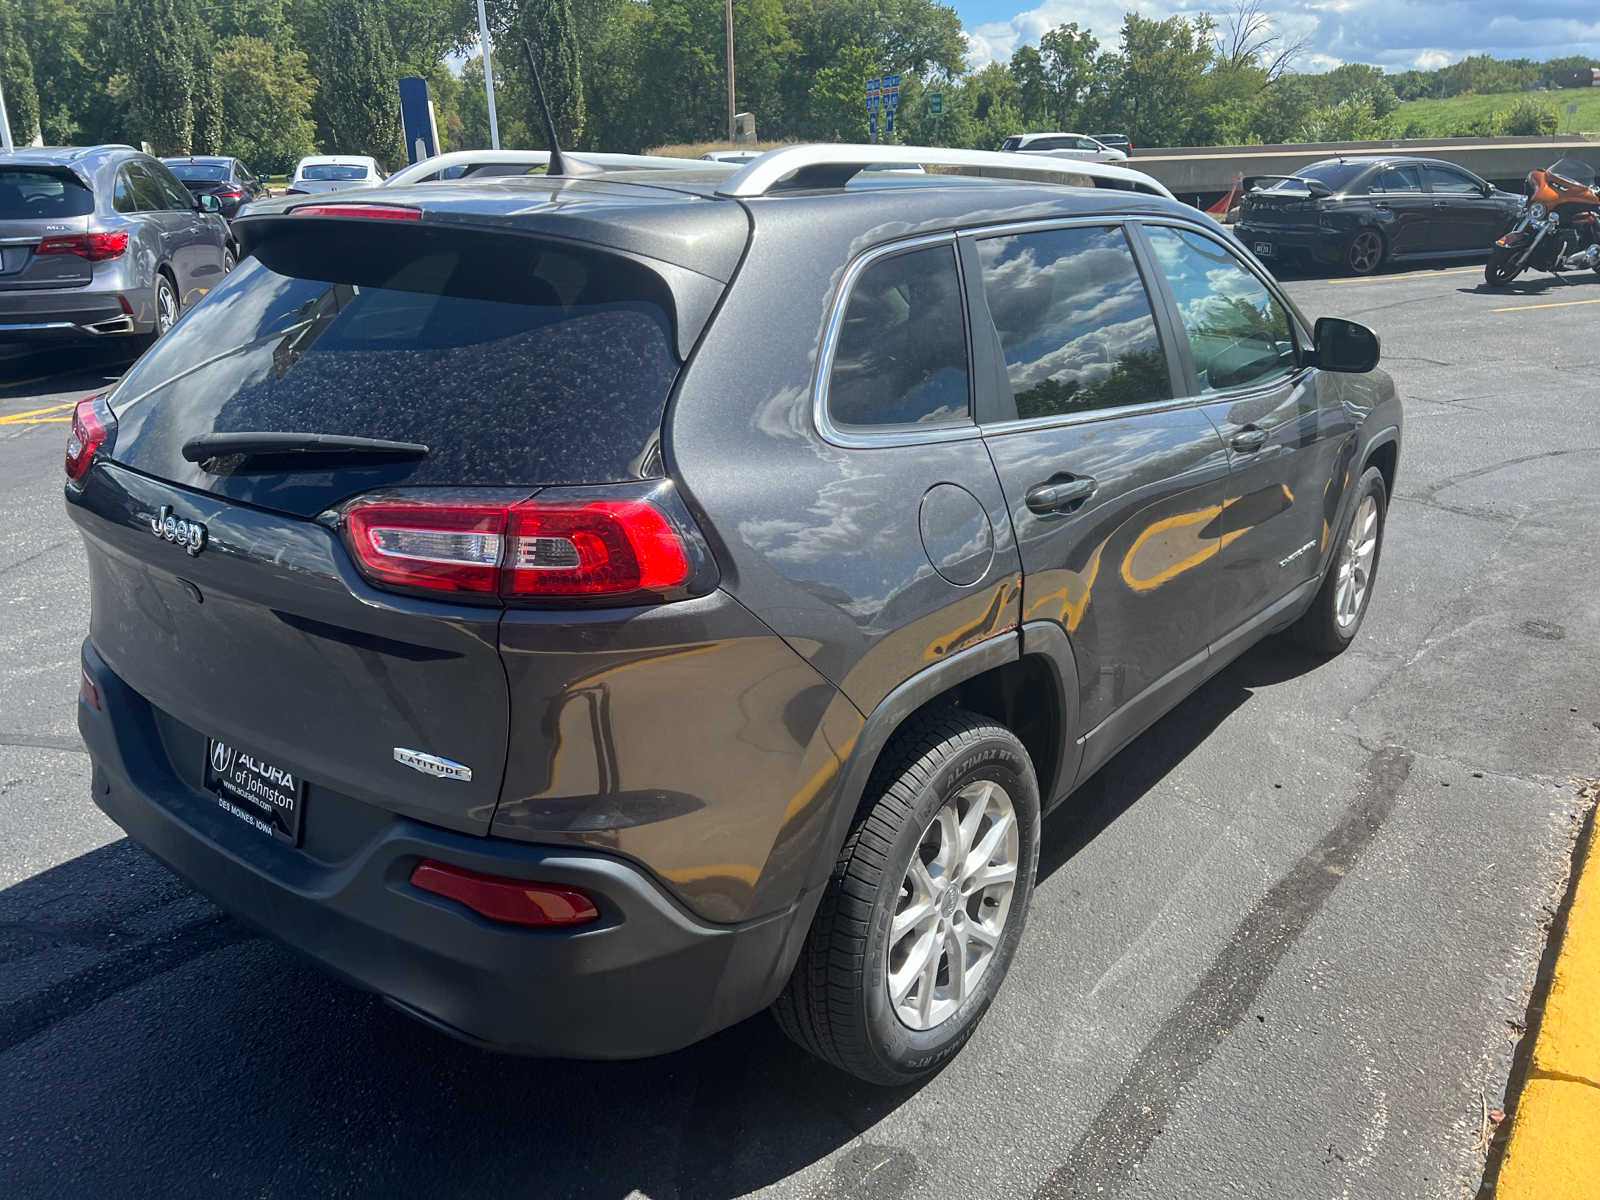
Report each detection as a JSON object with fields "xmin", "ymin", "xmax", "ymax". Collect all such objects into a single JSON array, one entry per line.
[{"xmin": 2, "ymin": 262, "xmax": 1598, "ymax": 1200}]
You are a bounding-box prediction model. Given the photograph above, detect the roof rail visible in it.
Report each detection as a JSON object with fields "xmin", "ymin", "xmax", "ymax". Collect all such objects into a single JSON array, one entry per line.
[
  {"xmin": 384, "ymin": 148, "xmax": 711, "ymax": 188},
  {"xmin": 714, "ymin": 143, "xmax": 1174, "ymax": 199}
]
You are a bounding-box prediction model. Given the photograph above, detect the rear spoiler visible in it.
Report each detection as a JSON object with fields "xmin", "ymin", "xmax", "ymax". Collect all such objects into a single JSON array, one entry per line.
[{"xmin": 1245, "ymin": 175, "xmax": 1331, "ymax": 197}]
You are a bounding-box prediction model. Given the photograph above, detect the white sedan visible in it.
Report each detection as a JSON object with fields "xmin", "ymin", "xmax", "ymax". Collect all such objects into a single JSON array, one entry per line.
[
  {"xmin": 998, "ymin": 133, "xmax": 1128, "ymax": 162},
  {"xmin": 285, "ymin": 155, "xmax": 386, "ymax": 195}
]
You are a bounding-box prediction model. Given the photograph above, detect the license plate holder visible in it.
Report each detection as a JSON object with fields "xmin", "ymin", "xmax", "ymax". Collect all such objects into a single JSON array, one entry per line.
[
  {"xmin": 205, "ymin": 738, "xmax": 305, "ymax": 845},
  {"xmin": 0, "ymin": 246, "xmax": 27, "ymax": 275}
]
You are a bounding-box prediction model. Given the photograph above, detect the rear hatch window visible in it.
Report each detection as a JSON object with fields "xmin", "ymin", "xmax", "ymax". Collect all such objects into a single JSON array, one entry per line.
[
  {"xmin": 0, "ymin": 167, "xmax": 95, "ymax": 218},
  {"xmin": 106, "ymin": 222, "xmax": 682, "ymax": 517}
]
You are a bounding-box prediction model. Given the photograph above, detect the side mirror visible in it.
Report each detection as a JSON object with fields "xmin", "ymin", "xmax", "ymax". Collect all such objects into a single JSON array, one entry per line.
[
  {"xmin": 1482, "ymin": 181, "xmax": 1495, "ymax": 197},
  {"xmin": 1304, "ymin": 179, "xmax": 1332, "ymax": 198},
  {"xmin": 196, "ymin": 193, "xmax": 221, "ymax": 214},
  {"xmin": 1312, "ymin": 316, "xmax": 1380, "ymax": 373}
]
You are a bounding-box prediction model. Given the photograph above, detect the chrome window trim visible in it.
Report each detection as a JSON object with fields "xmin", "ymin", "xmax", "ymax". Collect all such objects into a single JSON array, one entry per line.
[{"xmin": 813, "ymin": 231, "xmax": 984, "ymax": 450}]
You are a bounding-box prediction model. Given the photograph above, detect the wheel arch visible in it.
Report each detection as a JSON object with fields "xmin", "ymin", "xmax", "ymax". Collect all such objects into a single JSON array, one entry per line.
[
  {"xmin": 801, "ymin": 624, "xmax": 1081, "ymax": 900},
  {"xmin": 1362, "ymin": 426, "xmax": 1400, "ymax": 499}
]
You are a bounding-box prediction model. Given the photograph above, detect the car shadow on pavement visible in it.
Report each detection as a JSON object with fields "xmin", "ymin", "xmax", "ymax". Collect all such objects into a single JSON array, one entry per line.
[
  {"xmin": 0, "ymin": 345, "xmax": 133, "ymax": 393},
  {"xmin": 1037, "ymin": 636, "xmax": 1322, "ymax": 884},
  {"xmin": 0, "ymin": 639, "xmax": 1321, "ymax": 1200}
]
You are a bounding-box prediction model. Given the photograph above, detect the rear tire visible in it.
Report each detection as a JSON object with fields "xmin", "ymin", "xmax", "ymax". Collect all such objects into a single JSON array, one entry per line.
[
  {"xmin": 1485, "ymin": 245, "xmax": 1525, "ymax": 287},
  {"xmin": 152, "ymin": 272, "xmax": 179, "ymax": 338},
  {"xmin": 1292, "ymin": 466, "xmax": 1388, "ymax": 655},
  {"xmin": 1345, "ymin": 228, "xmax": 1385, "ymax": 276},
  {"xmin": 772, "ymin": 709, "xmax": 1040, "ymax": 1085}
]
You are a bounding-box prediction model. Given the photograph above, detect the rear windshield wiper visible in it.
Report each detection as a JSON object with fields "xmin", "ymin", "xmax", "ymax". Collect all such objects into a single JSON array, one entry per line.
[{"xmin": 182, "ymin": 431, "xmax": 429, "ymax": 468}]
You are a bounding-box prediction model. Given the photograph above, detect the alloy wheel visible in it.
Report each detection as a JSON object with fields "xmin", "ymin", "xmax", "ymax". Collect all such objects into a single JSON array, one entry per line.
[
  {"xmin": 1348, "ymin": 231, "xmax": 1382, "ymax": 274},
  {"xmin": 887, "ymin": 779, "xmax": 1020, "ymax": 1030},
  {"xmin": 1335, "ymin": 494, "xmax": 1380, "ymax": 631},
  {"xmin": 155, "ymin": 279, "xmax": 178, "ymax": 334}
]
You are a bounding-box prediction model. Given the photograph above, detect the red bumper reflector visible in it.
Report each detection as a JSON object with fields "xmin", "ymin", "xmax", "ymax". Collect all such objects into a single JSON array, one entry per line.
[
  {"xmin": 410, "ymin": 860, "xmax": 600, "ymax": 927},
  {"xmin": 79, "ymin": 667, "xmax": 100, "ymax": 711}
]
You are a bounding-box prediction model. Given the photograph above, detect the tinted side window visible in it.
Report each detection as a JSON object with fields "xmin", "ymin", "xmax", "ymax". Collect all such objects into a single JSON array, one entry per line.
[
  {"xmin": 124, "ymin": 164, "xmax": 166, "ymax": 212},
  {"xmin": 1425, "ymin": 165, "xmax": 1480, "ymax": 194},
  {"xmin": 1369, "ymin": 166, "xmax": 1422, "ymax": 193},
  {"xmin": 827, "ymin": 243, "xmax": 970, "ymax": 430},
  {"xmin": 147, "ymin": 161, "xmax": 195, "ymax": 210},
  {"xmin": 1146, "ymin": 225, "xmax": 1297, "ymax": 393},
  {"xmin": 111, "ymin": 170, "xmax": 135, "ymax": 213},
  {"xmin": 1033, "ymin": 137, "xmax": 1069, "ymax": 151},
  {"xmin": 976, "ymin": 225, "xmax": 1171, "ymax": 420}
]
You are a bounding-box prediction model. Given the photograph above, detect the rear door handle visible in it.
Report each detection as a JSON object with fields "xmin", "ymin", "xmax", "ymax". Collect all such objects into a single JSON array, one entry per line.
[
  {"xmin": 1025, "ymin": 476, "xmax": 1097, "ymax": 515},
  {"xmin": 1231, "ymin": 427, "xmax": 1268, "ymax": 453}
]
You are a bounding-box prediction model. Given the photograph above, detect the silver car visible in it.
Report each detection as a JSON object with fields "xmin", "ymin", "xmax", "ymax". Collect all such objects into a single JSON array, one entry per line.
[
  {"xmin": 0, "ymin": 145, "xmax": 232, "ymax": 347},
  {"xmin": 285, "ymin": 155, "xmax": 385, "ymax": 195},
  {"xmin": 999, "ymin": 132, "xmax": 1129, "ymax": 162}
]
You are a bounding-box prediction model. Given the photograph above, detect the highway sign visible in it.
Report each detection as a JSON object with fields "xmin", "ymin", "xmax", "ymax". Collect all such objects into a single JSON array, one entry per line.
[{"xmin": 929, "ymin": 92, "xmax": 943, "ymax": 115}]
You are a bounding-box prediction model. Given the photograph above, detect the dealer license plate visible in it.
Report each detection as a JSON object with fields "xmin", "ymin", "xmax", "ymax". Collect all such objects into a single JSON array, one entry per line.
[{"xmin": 205, "ymin": 738, "xmax": 305, "ymax": 845}]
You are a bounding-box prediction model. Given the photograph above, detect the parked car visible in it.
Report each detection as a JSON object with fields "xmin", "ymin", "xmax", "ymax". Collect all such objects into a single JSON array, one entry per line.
[
  {"xmin": 285, "ymin": 155, "xmax": 385, "ymax": 195},
  {"xmin": 999, "ymin": 132, "xmax": 1128, "ymax": 162},
  {"xmin": 700, "ymin": 149, "xmax": 763, "ymax": 163},
  {"xmin": 0, "ymin": 145, "xmax": 232, "ymax": 347},
  {"xmin": 65, "ymin": 144, "xmax": 1399, "ymax": 1085},
  {"xmin": 161, "ymin": 155, "xmax": 269, "ymax": 219},
  {"xmin": 1090, "ymin": 133, "xmax": 1134, "ymax": 155},
  {"xmin": 1234, "ymin": 156, "xmax": 1523, "ymax": 275}
]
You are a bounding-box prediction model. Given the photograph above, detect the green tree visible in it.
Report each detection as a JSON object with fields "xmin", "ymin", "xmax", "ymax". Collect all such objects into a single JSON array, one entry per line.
[
  {"xmin": 214, "ymin": 35, "xmax": 318, "ymax": 172},
  {"xmin": 313, "ymin": 0, "xmax": 403, "ymax": 165},
  {"xmin": 0, "ymin": 0, "xmax": 40, "ymax": 144},
  {"xmin": 191, "ymin": 30, "xmax": 224, "ymax": 153},
  {"xmin": 1504, "ymin": 96, "xmax": 1558, "ymax": 136},
  {"xmin": 1036, "ymin": 22, "xmax": 1098, "ymax": 130},
  {"xmin": 112, "ymin": 0, "xmax": 200, "ymax": 152},
  {"xmin": 510, "ymin": 0, "xmax": 585, "ymax": 146},
  {"xmin": 1098, "ymin": 13, "xmax": 1216, "ymax": 148}
]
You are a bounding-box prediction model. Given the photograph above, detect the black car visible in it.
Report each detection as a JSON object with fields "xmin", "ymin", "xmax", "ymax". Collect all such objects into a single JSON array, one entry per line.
[
  {"xmin": 65, "ymin": 146, "xmax": 1400, "ymax": 1085},
  {"xmin": 1235, "ymin": 156, "xmax": 1522, "ymax": 275},
  {"xmin": 162, "ymin": 156, "xmax": 269, "ymax": 219},
  {"xmin": 1091, "ymin": 132, "xmax": 1134, "ymax": 154}
]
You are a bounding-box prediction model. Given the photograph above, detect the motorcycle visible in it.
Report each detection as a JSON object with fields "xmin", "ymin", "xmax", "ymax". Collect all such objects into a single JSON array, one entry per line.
[{"xmin": 1485, "ymin": 157, "xmax": 1600, "ymax": 286}]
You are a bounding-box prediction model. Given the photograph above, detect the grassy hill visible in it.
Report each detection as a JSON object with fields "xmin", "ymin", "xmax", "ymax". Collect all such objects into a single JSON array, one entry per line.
[{"xmin": 1394, "ymin": 87, "xmax": 1600, "ymax": 138}]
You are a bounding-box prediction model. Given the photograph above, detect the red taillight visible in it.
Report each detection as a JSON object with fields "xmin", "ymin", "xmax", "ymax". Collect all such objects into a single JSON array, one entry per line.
[
  {"xmin": 65, "ymin": 394, "xmax": 113, "ymax": 481},
  {"xmin": 290, "ymin": 203, "xmax": 420, "ymax": 220},
  {"xmin": 213, "ymin": 189, "xmax": 243, "ymax": 200},
  {"xmin": 79, "ymin": 666, "xmax": 101, "ymax": 711},
  {"xmin": 342, "ymin": 501, "xmax": 507, "ymax": 595},
  {"xmin": 410, "ymin": 860, "xmax": 599, "ymax": 927},
  {"xmin": 37, "ymin": 231, "xmax": 130, "ymax": 261},
  {"xmin": 504, "ymin": 499, "xmax": 690, "ymax": 597},
  {"xmin": 340, "ymin": 492, "xmax": 695, "ymax": 603}
]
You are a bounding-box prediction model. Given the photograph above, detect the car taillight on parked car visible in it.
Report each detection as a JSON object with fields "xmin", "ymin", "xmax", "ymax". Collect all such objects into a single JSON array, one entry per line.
[
  {"xmin": 65, "ymin": 394, "xmax": 115, "ymax": 482},
  {"xmin": 338, "ymin": 485, "xmax": 706, "ymax": 605},
  {"xmin": 214, "ymin": 189, "xmax": 243, "ymax": 200},
  {"xmin": 37, "ymin": 231, "xmax": 130, "ymax": 261}
]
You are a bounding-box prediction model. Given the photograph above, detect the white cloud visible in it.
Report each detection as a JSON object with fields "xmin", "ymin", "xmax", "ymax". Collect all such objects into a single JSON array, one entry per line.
[{"xmin": 961, "ymin": 0, "xmax": 1600, "ymax": 74}]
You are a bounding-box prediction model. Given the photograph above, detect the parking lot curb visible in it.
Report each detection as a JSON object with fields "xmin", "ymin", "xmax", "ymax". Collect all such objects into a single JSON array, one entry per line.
[{"xmin": 1495, "ymin": 787, "xmax": 1600, "ymax": 1200}]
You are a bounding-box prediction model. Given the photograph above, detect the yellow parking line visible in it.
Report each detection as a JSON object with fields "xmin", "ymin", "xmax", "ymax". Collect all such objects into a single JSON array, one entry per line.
[
  {"xmin": 1496, "ymin": 785, "xmax": 1600, "ymax": 1200},
  {"xmin": 1327, "ymin": 266, "xmax": 1483, "ymax": 285},
  {"xmin": 0, "ymin": 413, "xmax": 71, "ymax": 425},
  {"xmin": 0, "ymin": 399, "xmax": 78, "ymax": 420},
  {"xmin": 1493, "ymin": 297, "xmax": 1600, "ymax": 313}
]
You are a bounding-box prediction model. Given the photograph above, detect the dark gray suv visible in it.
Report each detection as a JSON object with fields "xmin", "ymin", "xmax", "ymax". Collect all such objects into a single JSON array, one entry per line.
[
  {"xmin": 0, "ymin": 145, "xmax": 232, "ymax": 347},
  {"xmin": 65, "ymin": 147, "xmax": 1400, "ymax": 1084}
]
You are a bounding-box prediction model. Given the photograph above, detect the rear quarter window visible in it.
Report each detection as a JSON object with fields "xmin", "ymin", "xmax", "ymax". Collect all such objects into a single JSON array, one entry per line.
[{"xmin": 0, "ymin": 169, "xmax": 95, "ymax": 219}]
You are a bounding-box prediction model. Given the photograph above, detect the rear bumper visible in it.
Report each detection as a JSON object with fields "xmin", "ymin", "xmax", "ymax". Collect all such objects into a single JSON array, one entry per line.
[
  {"xmin": 1234, "ymin": 221, "xmax": 1341, "ymax": 264},
  {"xmin": 78, "ymin": 640, "xmax": 803, "ymax": 1059},
  {"xmin": 0, "ymin": 288, "xmax": 143, "ymax": 340}
]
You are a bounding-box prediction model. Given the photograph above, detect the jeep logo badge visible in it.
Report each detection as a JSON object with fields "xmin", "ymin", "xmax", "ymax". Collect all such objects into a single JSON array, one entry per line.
[{"xmin": 150, "ymin": 505, "xmax": 207, "ymax": 556}]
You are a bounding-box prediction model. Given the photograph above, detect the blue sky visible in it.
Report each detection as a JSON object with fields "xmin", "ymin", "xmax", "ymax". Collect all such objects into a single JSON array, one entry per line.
[{"xmin": 955, "ymin": 1, "xmax": 1600, "ymax": 73}]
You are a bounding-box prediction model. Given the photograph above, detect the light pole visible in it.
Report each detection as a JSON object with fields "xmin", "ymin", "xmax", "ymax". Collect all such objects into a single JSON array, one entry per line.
[
  {"xmin": 476, "ymin": 0, "xmax": 501, "ymax": 150},
  {"xmin": 0, "ymin": 74, "xmax": 14, "ymax": 153},
  {"xmin": 725, "ymin": 0, "xmax": 735, "ymax": 142}
]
